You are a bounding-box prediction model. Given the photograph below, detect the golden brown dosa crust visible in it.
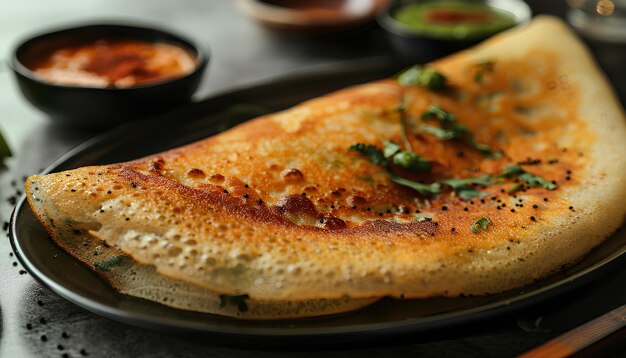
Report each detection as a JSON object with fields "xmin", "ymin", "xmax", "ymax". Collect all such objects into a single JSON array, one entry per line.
[{"xmin": 26, "ymin": 17, "xmax": 626, "ymax": 311}]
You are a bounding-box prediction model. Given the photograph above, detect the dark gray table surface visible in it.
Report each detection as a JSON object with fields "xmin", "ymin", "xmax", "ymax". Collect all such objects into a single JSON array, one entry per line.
[{"xmin": 1, "ymin": 1, "xmax": 625, "ymax": 357}]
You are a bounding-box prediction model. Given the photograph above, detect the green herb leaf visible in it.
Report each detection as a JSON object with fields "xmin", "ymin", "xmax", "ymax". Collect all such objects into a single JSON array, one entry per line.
[
  {"xmin": 414, "ymin": 216, "xmax": 432, "ymax": 222},
  {"xmin": 471, "ymin": 217, "xmax": 492, "ymax": 234},
  {"xmin": 389, "ymin": 174, "xmax": 441, "ymax": 197},
  {"xmin": 349, "ymin": 143, "xmax": 386, "ymax": 165},
  {"xmin": 467, "ymin": 137, "xmax": 502, "ymax": 158},
  {"xmin": 419, "ymin": 105, "xmax": 499, "ymax": 157},
  {"xmin": 508, "ymin": 183, "xmax": 522, "ymax": 193},
  {"xmin": 350, "ymin": 143, "xmax": 437, "ymax": 196},
  {"xmin": 441, "ymin": 175, "xmax": 494, "ymax": 188},
  {"xmin": 519, "ymin": 173, "xmax": 557, "ymax": 190},
  {"xmin": 499, "ymin": 165, "xmax": 556, "ymax": 190},
  {"xmin": 0, "ymin": 130, "xmax": 12, "ymax": 159},
  {"xmin": 383, "ymin": 141, "xmax": 401, "ymax": 158},
  {"xmin": 392, "ymin": 151, "xmax": 431, "ymax": 173},
  {"xmin": 397, "ymin": 66, "xmax": 447, "ymax": 91},
  {"xmin": 457, "ymin": 187, "xmax": 488, "ymax": 200},
  {"xmin": 499, "ymin": 165, "xmax": 526, "ymax": 178},
  {"xmin": 219, "ymin": 294, "xmax": 250, "ymax": 312},
  {"xmin": 474, "ymin": 60, "xmax": 495, "ymax": 83},
  {"xmin": 421, "ymin": 105, "xmax": 456, "ymax": 123},
  {"xmin": 418, "ymin": 124, "xmax": 467, "ymax": 140},
  {"xmin": 441, "ymin": 175, "xmax": 493, "ymax": 201}
]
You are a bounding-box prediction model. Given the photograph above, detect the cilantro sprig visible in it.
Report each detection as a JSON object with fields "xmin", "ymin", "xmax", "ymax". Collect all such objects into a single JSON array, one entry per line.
[
  {"xmin": 397, "ymin": 66, "xmax": 447, "ymax": 91},
  {"xmin": 441, "ymin": 175, "xmax": 493, "ymax": 200},
  {"xmin": 499, "ymin": 165, "xmax": 557, "ymax": 190},
  {"xmin": 418, "ymin": 105, "xmax": 500, "ymax": 158},
  {"xmin": 349, "ymin": 144, "xmax": 556, "ymax": 200},
  {"xmin": 350, "ymin": 143, "xmax": 439, "ymax": 197},
  {"xmin": 474, "ymin": 60, "xmax": 495, "ymax": 83}
]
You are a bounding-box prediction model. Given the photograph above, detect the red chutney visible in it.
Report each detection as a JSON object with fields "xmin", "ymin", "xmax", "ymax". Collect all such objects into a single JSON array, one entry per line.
[{"xmin": 22, "ymin": 39, "xmax": 197, "ymax": 88}]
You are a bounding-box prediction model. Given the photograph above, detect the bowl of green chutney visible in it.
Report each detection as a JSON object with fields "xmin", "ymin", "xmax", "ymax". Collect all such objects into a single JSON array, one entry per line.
[{"xmin": 378, "ymin": 0, "xmax": 531, "ymax": 63}]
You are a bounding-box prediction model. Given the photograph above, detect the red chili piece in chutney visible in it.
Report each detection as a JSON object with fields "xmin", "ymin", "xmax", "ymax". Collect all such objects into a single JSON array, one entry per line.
[
  {"xmin": 425, "ymin": 10, "xmax": 493, "ymax": 24},
  {"xmin": 23, "ymin": 39, "xmax": 196, "ymax": 88}
]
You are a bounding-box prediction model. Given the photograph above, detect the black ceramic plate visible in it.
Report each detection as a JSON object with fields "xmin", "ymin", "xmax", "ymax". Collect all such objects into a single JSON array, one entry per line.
[{"xmin": 10, "ymin": 59, "xmax": 626, "ymax": 346}]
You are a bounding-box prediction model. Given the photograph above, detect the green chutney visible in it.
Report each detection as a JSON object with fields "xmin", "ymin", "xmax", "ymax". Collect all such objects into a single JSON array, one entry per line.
[{"xmin": 393, "ymin": 1, "xmax": 517, "ymax": 40}]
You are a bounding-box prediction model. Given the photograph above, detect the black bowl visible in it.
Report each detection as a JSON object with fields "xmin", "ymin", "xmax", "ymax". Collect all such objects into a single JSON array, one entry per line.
[
  {"xmin": 377, "ymin": 0, "xmax": 531, "ymax": 64},
  {"xmin": 10, "ymin": 22, "xmax": 209, "ymax": 130}
]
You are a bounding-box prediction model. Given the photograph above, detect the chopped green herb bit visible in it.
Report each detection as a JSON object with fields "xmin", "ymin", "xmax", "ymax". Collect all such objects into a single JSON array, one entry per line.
[
  {"xmin": 456, "ymin": 187, "xmax": 488, "ymax": 201},
  {"xmin": 519, "ymin": 172, "xmax": 557, "ymax": 190},
  {"xmin": 474, "ymin": 60, "xmax": 495, "ymax": 83},
  {"xmin": 418, "ymin": 105, "xmax": 499, "ymax": 157},
  {"xmin": 383, "ymin": 141, "xmax": 430, "ymax": 172},
  {"xmin": 418, "ymin": 124, "xmax": 467, "ymax": 140},
  {"xmin": 397, "ymin": 66, "xmax": 447, "ymax": 91},
  {"xmin": 421, "ymin": 105, "xmax": 456, "ymax": 123},
  {"xmin": 442, "ymin": 175, "xmax": 493, "ymax": 188},
  {"xmin": 499, "ymin": 165, "xmax": 526, "ymax": 177},
  {"xmin": 414, "ymin": 216, "xmax": 432, "ymax": 222},
  {"xmin": 508, "ymin": 183, "xmax": 522, "ymax": 193},
  {"xmin": 94, "ymin": 255, "xmax": 130, "ymax": 272},
  {"xmin": 442, "ymin": 175, "xmax": 492, "ymax": 201},
  {"xmin": 471, "ymin": 217, "xmax": 492, "ymax": 234},
  {"xmin": 0, "ymin": 130, "xmax": 12, "ymax": 158},
  {"xmin": 219, "ymin": 294, "xmax": 250, "ymax": 312},
  {"xmin": 500, "ymin": 165, "xmax": 556, "ymax": 190},
  {"xmin": 467, "ymin": 137, "xmax": 502, "ymax": 158},
  {"xmin": 349, "ymin": 143, "xmax": 386, "ymax": 165},
  {"xmin": 392, "ymin": 151, "xmax": 431, "ymax": 173},
  {"xmin": 383, "ymin": 141, "xmax": 401, "ymax": 158},
  {"xmin": 350, "ymin": 143, "xmax": 436, "ymax": 196},
  {"xmin": 390, "ymin": 174, "xmax": 441, "ymax": 197}
]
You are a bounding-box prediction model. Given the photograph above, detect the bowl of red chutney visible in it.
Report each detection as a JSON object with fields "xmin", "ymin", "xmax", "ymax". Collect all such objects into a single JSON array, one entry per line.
[{"xmin": 10, "ymin": 22, "xmax": 209, "ymax": 130}]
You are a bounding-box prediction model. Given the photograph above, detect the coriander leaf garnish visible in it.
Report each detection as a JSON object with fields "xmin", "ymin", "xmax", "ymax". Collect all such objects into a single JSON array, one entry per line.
[
  {"xmin": 508, "ymin": 183, "xmax": 522, "ymax": 193},
  {"xmin": 383, "ymin": 141, "xmax": 401, "ymax": 158},
  {"xmin": 499, "ymin": 165, "xmax": 526, "ymax": 177},
  {"xmin": 418, "ymin": 124, "xmax": 467, "ymax": 140},
  {"xmin": 219, "ymin": 294, "xmax": 250, "ymax": 312},
  {"xmin": 467, "ymin": 137, "xmax": 503, "ymax": 158},
  {"xmin": 392, "ymin": 151, "xmax": 431, "ymax": 173},
  {"xmin": 397, "ymin": 66, "xmax": 447, "ymax": 91},
  {"xmin": 471, "ymin": 217, "xmax": 492, "ymax": 234},
  {"xmin": 384, "ymin": 141, "xmax": 431, "ymax": 173},
  {"xmin": 456, "ymin": 187, "xmax": 488, "ymax": 201},
  {"xmin": 414, "ymin": 216, "xmax": 432, "ymax": 222},
  {"xmin": 474, "ymin": 60, "xmax": 495, "ymax": 83},
  {"xmin": 441, "ymin": 175, "xmax": 492, "ymax": 201},
  {"xmin": 441, "ymin": 175, "xmax": 494, "ymax": 187},
  {"xmin": 499, "ymin": 165, "xmax": 557, "ymax": 190},
  {"xmin": 418, "ymin": 105, "xmax": 499, "ymax": 157},
  {"xmin": 350, "ymin": 143, "xmax": 437, "ymax": 196},
  {"xmin": 349, "ymin": 143, "xmax": 386, "ymax": 165},
  {"xmin": 389, "ymin": 173, "xmax": 441, "ymax": 196},
  {"xmin": 0, "ymin": 130, "xmax": 12, "ymax": 159},
  {"xmin": 421, "ymin": 105, "xmax": 455, "ymax": 123}
]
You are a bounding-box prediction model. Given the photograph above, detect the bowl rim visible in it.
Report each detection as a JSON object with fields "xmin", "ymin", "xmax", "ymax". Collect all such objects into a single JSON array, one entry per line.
[
  {"xmin": 377, "ymin": 0, "xmax": 532, "ymax": 42},
  {"xmin": 235, "ymin": 0, "xmax": 390, "ymax": 27},
  {"xmin": 9, "ymin": 20, "xmax": 210, "ymax": 91}
]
